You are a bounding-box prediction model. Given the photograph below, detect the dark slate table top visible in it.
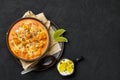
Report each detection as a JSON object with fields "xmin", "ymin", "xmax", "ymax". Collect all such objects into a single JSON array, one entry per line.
[{"xmin": 0, "ymin": 0, "xmax": 120, "ymax": 80}]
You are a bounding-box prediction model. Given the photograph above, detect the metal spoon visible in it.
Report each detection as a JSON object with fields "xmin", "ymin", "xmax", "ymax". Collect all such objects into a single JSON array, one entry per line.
[{"xmin": 21, "ymin": 55, "xmax": 56, "ymax": 75}]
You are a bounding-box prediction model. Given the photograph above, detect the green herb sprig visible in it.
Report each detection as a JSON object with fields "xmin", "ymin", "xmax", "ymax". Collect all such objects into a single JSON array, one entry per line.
[{"xmin": 54, "ymin": 29, "xmax": 68, "ymax": 42}]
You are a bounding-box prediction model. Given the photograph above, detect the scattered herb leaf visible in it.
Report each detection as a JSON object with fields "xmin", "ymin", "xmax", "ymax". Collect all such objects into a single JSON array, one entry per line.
[
  {"xmin": 54, "ymin": 29, "xmax": 66, "ymax": 39},
  {"xmin": 55, "ymin": 37, "xmax": 68, "ymax": 42},
  {"xmin": 54, "ymin": 29, "xmax": 68, "ymax": 42}
]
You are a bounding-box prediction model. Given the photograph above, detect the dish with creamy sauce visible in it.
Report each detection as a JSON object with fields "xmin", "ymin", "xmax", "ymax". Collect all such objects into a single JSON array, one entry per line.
[{"xmin": 7, "ymin": 18, "xmax": 49, "ymax": 61}]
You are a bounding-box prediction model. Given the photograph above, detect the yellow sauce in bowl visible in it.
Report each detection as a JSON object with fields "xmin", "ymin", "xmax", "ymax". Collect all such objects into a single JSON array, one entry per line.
[{"xmin": 57, "ymin": 59, "xmax": 74, "ymax": 76}]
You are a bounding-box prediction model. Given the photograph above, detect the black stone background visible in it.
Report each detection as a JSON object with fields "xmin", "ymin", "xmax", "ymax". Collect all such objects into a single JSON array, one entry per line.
[{"xmin": 0, "ymin": 0, "xmax": 120, "ymax": 80}]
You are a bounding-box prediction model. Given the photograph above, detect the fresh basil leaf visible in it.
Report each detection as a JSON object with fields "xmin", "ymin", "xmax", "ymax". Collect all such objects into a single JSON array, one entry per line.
[
  {"xmin": 55, "ymin": 37, "xmax": 68, "ymax": 42},
  {"xmin": 54, "ymin": 29, "xmax": 66, "ymax": 39}
]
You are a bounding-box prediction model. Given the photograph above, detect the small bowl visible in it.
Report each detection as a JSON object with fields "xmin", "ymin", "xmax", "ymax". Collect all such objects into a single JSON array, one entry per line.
[
  {"xmin": 7, "ymin": 18, "xmax": 50, "ymax": 62},
  {"xmin": 57, "ymin": 58, "xmax": 74, "ymax": 76}
]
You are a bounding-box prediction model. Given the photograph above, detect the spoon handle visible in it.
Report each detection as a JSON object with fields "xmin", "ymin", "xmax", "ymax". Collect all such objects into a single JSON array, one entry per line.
[
  {"xmin": 74, "ymin": 56, "xmax": 84, "ymax": 64},
  {"xmin": 21, "ymin": 55, "xmax": 56, "ymax": 74},
  {"xmin": 21, "ymin": 68, "xmax": 36, "ymax": 75}
]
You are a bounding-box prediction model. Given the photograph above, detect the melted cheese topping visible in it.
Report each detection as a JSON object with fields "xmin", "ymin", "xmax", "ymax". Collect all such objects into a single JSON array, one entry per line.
[{"xmin": 8, "ymin": 18, "xmax": 49, "ymax": 61}]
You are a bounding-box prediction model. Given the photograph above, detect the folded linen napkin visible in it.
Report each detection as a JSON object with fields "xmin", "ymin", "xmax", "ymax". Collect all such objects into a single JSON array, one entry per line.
[{"xmin": 19, "ymin": 11, "xmax": 61, "ymax": 70}]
